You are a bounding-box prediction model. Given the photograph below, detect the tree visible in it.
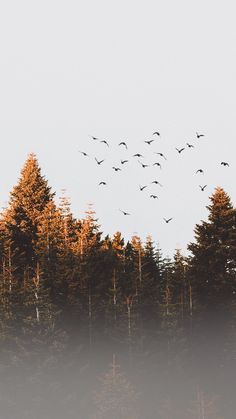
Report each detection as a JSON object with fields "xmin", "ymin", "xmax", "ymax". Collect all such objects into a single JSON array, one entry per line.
[
  {"xmin": 92, "ymin": 354, "xmax": 139, "ymax": 419},
  {"xmin": 2, "ymin": 153, "xmax": 55, "ymax": 276},
  {"xmin": 188, "ymin": 187, "xmax": 236, "ymax": 312}
]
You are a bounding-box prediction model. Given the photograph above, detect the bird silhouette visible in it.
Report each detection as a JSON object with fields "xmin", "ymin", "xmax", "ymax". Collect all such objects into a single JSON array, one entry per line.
[
  {"xmin": 186, "ymin": 143, "xmax": 194, "ymax": 148},
  {"xmin": 153, "ymin": 162, "xmax": 162, "ymax": 169},
  {"xmin": 95, "ymin": 157, "xmax": 105, "ymax": 165},
  {"xmin": 79, "ymin": 151, "xmax": 89, "ymax": 156},
  {"xmin": 138, "ymin": 161, "xmax": 149, "ymax": 168},
  {"xmin": 196, "ymin": 132, "xmax": 205, "ymax": 138},
  {"xmin": 119, "ymin": 142, "xmax": 128, "ymax": 149},
  {"xmin": 91, "ymin": 136, "xmax": 99, "ymax": 140},
  {"xmin": 144, "ymin": 140, "xmax": 154, "ymax": 145},
  {"xmin": 99, "ymin": 181, "xmax": 107, "ymax": 186},
  {"xmin": 155, "ymin": 152, "xmax": 167, "ymax": 160},
  {"xmin": 139, "ymin": 185, "xmax": 147, "ymax": 191},
  {"xmin": 121, "ymin": 159, "xmax": 128, "ymax": 164},
  {"xmin": 196, "ymin": 169, "xmax": 204, "ymax": 174},
  {"xmin": 221, "ymin": 161, "xmax": 229, "ymax": 167},
  {"xmin": 119, "ymin": 209, "xmax": 130, "ymax": 215},
  {"xmin": 112, "ymin": 167, "xmax": 121, "ymax": 172},
  {"xmin": 151, "ymin": 180, "xmax": 163, "ymax": 186},
  {"xmin": 133, "ymin": 153, "xmax": 143, "ymax": 158},
  {"xmin": 176, "ymin": 147, "xmax": 185, "ymax": 154},
  {"xmin": 150, "ymin": 194, "xmax": 158, "ymax": 199},
  {"xmin": 153, "ymin": 131, "xmax": 160, "ymax": 136},
  {"xmin": 100, "ymin": 140, "xmax": 109, "ymax": 147},
  {"xmin": 199, "ymin": 185, "xmax": 207, "ymax": 191},
  {"xmin": 163, "ymin": 218, "xmax": 173, "ymax": 223}
]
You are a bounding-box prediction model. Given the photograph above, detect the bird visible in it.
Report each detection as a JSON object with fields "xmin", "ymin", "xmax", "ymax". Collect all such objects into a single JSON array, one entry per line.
[
  {"xmin": 163, "ymin": 218, "xmax": 173, "ymax": 223},
  {"xmin": 119, "ymin": 209, "xmax": 130, "ymax": 215},
  {"xmin": 99, "ymin": 181, "xmax": 107, "ymax": 186},
  {"xmin": 153, "ymin": 131, "xmax": 161, "ymax": 136},
  {"xmin": 186, "ymin": 143, "xmax": 194, "ymax": 148},
  {"xmin": 153, "ymin": 162, "xmax": 162, "ymax": 169},
  {"xmin": 199, "ymin": 185, "xmax": 207, "ymax": 191},
  {"xmin": 133, "ymin": 153, "xmax": 143, "ymax": 158},
  {"xmin": 100, "ymin": 140, "xmax": 109, "ymax": 147},
  {"xmin": 79, "ymin": 151, "xmax": 89, "ymax": 156},
  {"xmin": 138, "ymin": 161, "xmax": 149, "ymax": 168},
  {"xmin": 196, "ymin": 132, "xmax": 204, "ymax": 138},
  {"xmin": 221, "ymin": 161, "xmax": 229, "ymax": 167},
  {"xmin": 151, "ymin": 180, "xmax": 163, "ymax": 186},
  {"xmin": 144, "ymin": 139, "xmax": 154, "ymax": 145},
  {"xmin": 112, "ymin": 167, "xmax": 121, "ymax": 172},
  {"xmin": 196, "ymin": 169, "xmax": 204, "ymax": 174},
  {"xmin": 150, "ymin": 194, "xmax": 158, "ymax": 199},
  {"xmin": 95, "ymin": 157, "xmax": 105, "ymax": 165},
  {"xmin": 121, "ymin": 159, "xmax": 128, "ymax": 165},
  {"xmin": 139, "ymin": 185, "xmax": 147, "ymax": 191},
  {"xmin": 176, "ymin": 147, "xmax": 185, "ymax": 154},
  {"xmin": 91, "ymin": 136, "xmax": 99, "ymax": 140},
  {"xmin": 118, "ymin": 142, "xmax": 128, "ymax": 149},
  {"xmin": 154, "ymin": 152, "xmax": 167, "ymax": 160}
]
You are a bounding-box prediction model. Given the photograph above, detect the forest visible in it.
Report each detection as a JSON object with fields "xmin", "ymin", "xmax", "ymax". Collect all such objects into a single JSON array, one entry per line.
[{"xmin": 0, "ymin": 153, "xmax": 235, "ymax": 419}]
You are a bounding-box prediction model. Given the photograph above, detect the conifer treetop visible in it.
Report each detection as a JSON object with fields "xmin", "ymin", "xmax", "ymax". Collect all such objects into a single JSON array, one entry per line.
[{"xmin": 9, "ymin": 153, "xmax": 55, "ymax": 213}]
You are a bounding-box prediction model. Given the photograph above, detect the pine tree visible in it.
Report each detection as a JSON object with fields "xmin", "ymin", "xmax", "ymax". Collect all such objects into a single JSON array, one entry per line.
[
  {"xmin": 140, "ymin": 235, "xmax": 159, "ymax": 327},
  {"xmin": 188, "ymin": 187, "xmax": 236, "ymax": 312},
  {"xmin": 92, "ymin": 354, "xmax": 139, "ymax": 419},
  {"xmin": 2, "ymin": 153, "xmax": 55, "ymax": 276}
]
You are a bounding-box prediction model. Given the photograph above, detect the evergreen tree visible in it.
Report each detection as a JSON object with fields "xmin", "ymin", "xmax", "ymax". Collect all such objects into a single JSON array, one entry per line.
[
  {"xmin": 188, "ymin": 187, "xmax": 236, "ymax": 312},
  {"xmin": 140, "ymin": 235, "xmax": 159, "ymax": 326},
  {"xmin": 2, "ymin": 153, "xmax": 55, "ymax": 275},
  {"xmin": 92, "ymin": 354, "xmax": 139, "ymax": 419}
]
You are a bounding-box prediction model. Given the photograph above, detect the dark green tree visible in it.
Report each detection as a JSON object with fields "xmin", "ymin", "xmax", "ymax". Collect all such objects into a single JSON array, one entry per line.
[{"xmin": 188, "ymin": 187, "xmax": 236, "ymax": 312}]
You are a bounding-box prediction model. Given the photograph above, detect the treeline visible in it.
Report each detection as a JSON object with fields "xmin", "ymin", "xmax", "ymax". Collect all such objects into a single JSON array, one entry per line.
[{"xmin": 0, "ymin": 153, "xmax": 236, "ymax": 352}]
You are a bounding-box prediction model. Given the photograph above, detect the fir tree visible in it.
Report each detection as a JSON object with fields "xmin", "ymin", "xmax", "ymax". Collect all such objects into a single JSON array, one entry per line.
[
  {"xmin": 2, "ymin": 153, "xmax": 55, "ymax": 275},
  {"xmin": 92, "ymin": 354, "xmax": 139, "ymax": 419},
  {"xmin": 188, "ymin": 187, "xmax": 236, "ymax": 312}
]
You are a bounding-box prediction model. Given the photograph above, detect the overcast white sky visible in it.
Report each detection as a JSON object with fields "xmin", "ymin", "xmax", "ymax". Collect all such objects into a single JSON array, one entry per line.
[{"xmin": 0, "ymin": 0, "xmax": 236, "ymax": 256}]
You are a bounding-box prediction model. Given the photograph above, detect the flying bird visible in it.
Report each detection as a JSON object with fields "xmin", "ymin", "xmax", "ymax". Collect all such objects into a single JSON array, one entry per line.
[
  {"xmin": 153, "ymin": 131, "xmax": 161, "ymax": 136},
  {"xmin": 199, "ymin": 185, "xmax": 207, "ymax": 191},
  {"xmin": 139, "ymin": 185, "xmax": 147, "ymax": 191},
  {"xmin": 118, "ymin": 142, "xmax": 128, "ymax": 149},
  {"xmin": 133, "ymin": 153, "xmax": 143, "ymax": 158},
  {"xmin": 176, "ymin": 147, "xmax": 185, "ymax": 154},
  {"xmin": 196, "ymin": 169, "xmax": 204, "ymax": 174},
  {"xmin": 79, "ymin": 151, "xmax": 89, "ymax": 156},
  {"xmin": 119, "ymin": 209, "xmax": 130, "ymax": 216},
  {"xmin": 112, "ymin": 167, "xmax": 121, "ymax": 172},
  {"xmin": 153, "ymin": 162, "xmax": 162, "ymax": 169},
  {"xmin": 221, "ymin": 161, "xmax": 229, "ymax": 167},
  {"xmin": 150, "ymin": 194, "xmax": 158, "ymax": 199},
  {"xmin": 144, "ymin": 140, "xmax": 154, "ymax": 145},
  {"xmin": 196, "ymin": 132, "xmax": 205, "ymax": 138},
  {"xmin": 151, "ymin": 180, "xmax": 163, "ymax": 186},
  {"xmin": 186, "ymin": 143, "xmax": 194, "ymax": 148},
  {"xmin": 163, "ymin": 218, "xmax": 173, "ymax": 223},
  {"xmin": 121, "ymin": 160, "xmax": 128, "ymax": 165},
  {"xmin": 138, "ymin": 161, "xmax": 149, "ymax": 168},
  {"xmin": 99, "ymin": 181, "xmax": 107, "ymax": 186},
  {"xmin": 95, "ymin": 157, "xmax": 105, "ymax": 165},
  {"xmin": 100, "ymin": 140, "xmax": 109, "ymax": 147},
  {"xmin": 91, "ymin": 136, "xmax": 99, "ymax": 140},
  {"xmin": 154, "ymin": 152, "xmax": 167, "ymax": 160}
]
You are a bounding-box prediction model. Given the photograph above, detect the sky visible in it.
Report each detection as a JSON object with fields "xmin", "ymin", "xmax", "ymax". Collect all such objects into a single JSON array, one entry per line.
[{"xmin": 0, "ymin": 0, "xmax": 236, "ymax": 257}]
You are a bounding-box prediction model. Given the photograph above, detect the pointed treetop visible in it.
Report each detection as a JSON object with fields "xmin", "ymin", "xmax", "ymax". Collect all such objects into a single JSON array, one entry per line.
[{"xmin": 9, "ymin": 152, "xmax": 54, "ymax": 212}]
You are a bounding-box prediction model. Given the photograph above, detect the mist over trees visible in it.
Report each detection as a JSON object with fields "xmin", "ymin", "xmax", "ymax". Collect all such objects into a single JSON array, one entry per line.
[{"xmin": 0, "ymin": 153, "xmax": 235, "ymax": 419}]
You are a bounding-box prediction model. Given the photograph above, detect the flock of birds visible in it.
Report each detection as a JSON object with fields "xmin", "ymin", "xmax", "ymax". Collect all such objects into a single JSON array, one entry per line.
[{"xmin": 78, "ymin": 131, "xmax": 230, "ymax": 224}]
